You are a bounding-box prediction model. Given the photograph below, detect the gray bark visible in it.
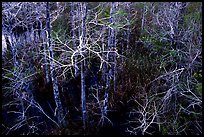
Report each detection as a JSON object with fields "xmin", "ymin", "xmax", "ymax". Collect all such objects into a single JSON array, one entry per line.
[
  {"xmin": 10, "ymin": 33, "xmax": 18, "ymax": 69},
  {"xmin": 174, "ymin": 2, "xmax": 186, "ymax": 47},
  {"xmin": 104, "ymin": 2, "xmax": 116, "ymax": 115},
  {"xmin": 82, "ymin": 2, "xmax": 87, "ymax": 130},
  {"xmin": 141, "ymin": 2, "xmax": 146, "ymax": 34},
  {"xmin": 81, "ymin": 60, "xmax": 86, "ymax": 130},
  {"xmin": 77, "ymin": 2, "xmax": 87, "ymax": 130},
  {"xmin": 71, "ymin": 2, "xmax": 79, "ymax": 77},
  {"xmin": 101, "ymin": 26, "xmax": 106, "ymax": 83},
  {"xmin": 7, "ymin": 15, "xmax": 26, "ymax": 121},
  {"xmin": 127, "ymin": 2, "xmax": 131, "ymax": 53},
  {"xmin": 77, "ymin": 3, "xmax": 81, "ymax": 40},
  {"xmin": 46, "ymin": 2, "xmax": 67, "ymax": 127},
  {"xmin": 2, "ymin": 34, "xmax": 7, "ymax": 56},
  {"xmin": 113, "ymin": 2, "xmax": 119, "ymax": 96},
  {"xmin": 40, "ymin": 20, "xmax": 50, "ymax": 84}
]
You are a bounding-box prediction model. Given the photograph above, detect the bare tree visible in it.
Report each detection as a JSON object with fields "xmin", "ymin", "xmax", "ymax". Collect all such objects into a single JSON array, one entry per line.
[
  {"xmin": 76, "ymin": 2, "xmax": 88, "ymax": 130},
  {"xmin": 104, "ymin": 2, "xmax": 117, "ymax": 115},
  {"xmin": 126, "ymin": 2, "xmax": 131, "ymax": 53},
  {"xmin": 71, "ymin": 2, "xmax": 79, "ymax": 77},
  {"xmin": 2, "ymin": 2, "xmax": 201, "ymax": 135},
  {"xmin": 46, "ymin": 2, "xmax": 67, "ymax": 127}
]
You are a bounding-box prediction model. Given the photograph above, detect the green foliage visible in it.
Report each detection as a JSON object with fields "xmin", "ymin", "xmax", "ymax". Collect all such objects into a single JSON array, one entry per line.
[
  {"xmin": 141, "ymin": 36, "xmax": 171, "ymax": 49},
  {"xmin": 195, "ymin": 83, "xmax": 202, "ymax": 96},
  {"xmin": 5, "ymin": 72, "xmax": 13, "ymax": 78},
  {"xmin": 183, "ymin": 11, "xmax": 201, "ymax": 28},
  {"xmin": 52, "ymin": 11, "xmax": 69, "ymax": 40},
  {"xmin": 124, "ymin": 49, "xmax": 159, "ymax": 88},
  {"xmin": 141, "ymin": 36, "xmax": 152, "ymax": 42},
  {"xmin": 104, "ymin": 8, "xmax": 110, "ymax": 18},
  {"xmin": 161, "ymin": 126, "xmax": 168, "ymax": 134},
  {"xmin": 135, "ymin": 2, "xmax": 145, "ymax": 10},
  {"xmin": 2, "ymin": 2, "xmax": 202, "ymax": 135},
  {"xmin": 25, "ymin": 69, "xmax": 32, "ymax": 76},
  {"xmin": 116, "ymin": 9, "xmax": 127, "ymax": 16},
  {"xmin": 193, "ymin": 72, "xmax": 202, "ymax": 79},
  {"xmin": 110, "ymin": 22, "xmax": 125, "ymax": 30},
  {"xmin": 183, "ymin": 3, "xmax": 202, "ymax": 29},
  {"xmin": 169, "ymin": 49, "xmax": 177, "ymax": 57}
]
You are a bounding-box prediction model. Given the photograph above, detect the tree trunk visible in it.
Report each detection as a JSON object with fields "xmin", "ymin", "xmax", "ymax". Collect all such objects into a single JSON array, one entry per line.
[
  {"xmin": 46, "ymin": 2, "xmax": 67, "ymax": 127},
  {"xmin": 127, "ymin": 2, "xmax": 131, "ymax": 53},
  {"xmin": 40, "ymin": 19, "xmax": 50, "ymax": 84},
  {"xmin": 104, "ymin": 2, "xmax": 116, "ymax": 115},
  {"xmin": 71, "ymin": 2, "xmax": 78, "ymax": 77},
  {"xmin": 78, "ymin": 2, "xmax": 87, "ymax": 130},
  {"xmin": 141, "ymin": 2, "xmax": 146, "ymax": 35},
  {"xmin": 101, "ymin": 26, "xmax": 106, "ymax": 83},
  {"xmin": 113, "ymin": 2, "xmax": 119, "ymax": 96},
  {"xmin": 81, "ymin": 60, "xmax": 86, "ymax": 130}
]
